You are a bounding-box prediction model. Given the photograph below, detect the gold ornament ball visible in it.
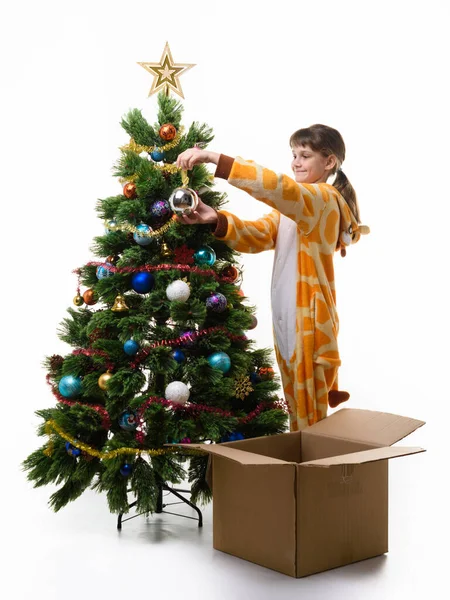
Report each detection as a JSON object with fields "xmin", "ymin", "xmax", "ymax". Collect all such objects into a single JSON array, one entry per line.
[
  {"xmin": 123, "ymin": 182, "xmax": 137, "ymax": 199},
  {"xmin": 73, "ymin": 294, "xmax": 84, "ymax": 307},
  {"xmin": 98, "ymin": 371, "xmax": 113, "ymax": 390},
  {"xmin": 106, "ymin": 254, "xmax": 119, "ymax": 265},
  {"xmin": 83, "ymin": 289, "xmax": 97, "ymax": 306},
  {"xmin": 159, "ymin": 123, "xmax": 177, "ymax": 141}
]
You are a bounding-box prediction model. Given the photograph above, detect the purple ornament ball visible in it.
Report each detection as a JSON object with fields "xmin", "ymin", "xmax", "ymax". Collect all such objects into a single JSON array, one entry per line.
[
  {"xmin": 206, "ymin": 292, "xmax": 227, "ymax": 313},
  {"xmin": 150, "ymin": 199, "xmax": 172, "ymax": 219}
]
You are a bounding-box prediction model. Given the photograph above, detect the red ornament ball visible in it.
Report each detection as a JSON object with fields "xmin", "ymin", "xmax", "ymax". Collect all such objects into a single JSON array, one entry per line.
[
  {"xmin": 159, "ymin": 123, "xmax": 177, "ymax": 141},
  {"xmin": 221, "ymin": 265, "xmax": 239, "ymax": 282},
  {"xmin": 248, "ymin": 314, "xmax": 258, "ymax": 330},
  {"xmin": 123, "ymin": 182, "xmax": 137, "ymax": 199}
]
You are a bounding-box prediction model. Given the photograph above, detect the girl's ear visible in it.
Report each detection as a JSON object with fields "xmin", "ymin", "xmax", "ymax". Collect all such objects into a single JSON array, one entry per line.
[{"xmin": 326, "ymin": 154, "xmax": 338, "ymax": 171}]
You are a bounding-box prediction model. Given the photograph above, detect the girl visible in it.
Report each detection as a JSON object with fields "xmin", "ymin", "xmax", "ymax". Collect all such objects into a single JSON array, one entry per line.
[{"xmin": 176, "ymin": 124, "xmax": 369, "ymax": 431}]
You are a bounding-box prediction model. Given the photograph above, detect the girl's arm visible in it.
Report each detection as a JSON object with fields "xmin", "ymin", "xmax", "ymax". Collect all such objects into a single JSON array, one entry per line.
[
  {"xmin": 217, "ymin": 155, "xmax": 332, "ymax": 235},
  {"xmin": 213, "ymin": 209, "xmax": 279, "ymax": 254},
  {"xmin": 175, "ymin": 195, "xmax": 279, "ymax": 254},
  {"xmin": 176, "ymin": 149, "xmax": 335, "ymax": 235}
]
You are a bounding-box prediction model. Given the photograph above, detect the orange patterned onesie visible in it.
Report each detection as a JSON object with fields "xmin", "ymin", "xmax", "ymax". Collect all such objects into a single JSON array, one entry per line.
[{"xmin": 213, "ymin": 155, "xmax": 368, "ymax": 431}]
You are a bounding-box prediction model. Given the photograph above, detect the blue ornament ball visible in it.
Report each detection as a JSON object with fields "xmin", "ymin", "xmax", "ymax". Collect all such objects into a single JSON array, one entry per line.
[
  {"xmin": 220, "ymin": 431, "xmax": 244, "ymax": 443},
  {"xmin": 123, "ymin": 339, "xmax": 140, "ymax": 355},
  {"xmin": 131, "ymin": 272, "xmax": 154, "ymax": 294},
  {"xmin": 150, "ymin": 149, "xmax": 165, "ymax": 162},
  {"xmin": 250, "ymin": 371, "xmax": 262, "ymax": 384},
  {"xmin": 150, "ymin": 199, "xmax": 171, "ymax": 219},
  {"xmin": 104, "ymin": 219, "xmax": 118, "ymax": 233},
  {"xmin": 65, "ymin": 441, "xmax": 81, "ymax": 457},
  {"xmin": 207, "ymin": 351, "xmax": 231, "ymax": 373},
  {"xmin": 172, "ymin": 349, "xmax": 186, "ymax": 364},
  {"xmin": 120, "ymin": 463, "xmax": 133, "ymax": 477},
  {"xmin": 133, "ymin": 223, "xmax": 153, "ymax": 246},
  {"xmin": 206, "ymin": 292, "xmax": 227, "ymax": 312},
  {"xmin": 58, "ymin": 375, "xmax": 82, "ymax": 398},
  {"xmin": 194, "ymin": 245, "xmax": 216, "ymax": 267},
  {"xmin": 119, "ymin": 410, "xmax": 138, "ymax": 431},
  {"xmin": 96, "ymin": 263, "xmax": 114, "ymax": 280}
]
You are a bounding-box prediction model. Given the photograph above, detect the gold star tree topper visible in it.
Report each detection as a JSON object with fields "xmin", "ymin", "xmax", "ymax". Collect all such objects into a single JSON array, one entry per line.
[{"xmin": 138, "ymin": 42, "xmax": 195, "ymax": 99}]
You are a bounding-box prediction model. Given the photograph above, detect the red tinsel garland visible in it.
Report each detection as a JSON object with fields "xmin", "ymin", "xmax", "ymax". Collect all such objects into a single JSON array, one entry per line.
[
  {"xmin": 73, "ymin": 348, "xmax": 109, "ymax": 359},
  {"xmin": 74, "ymin": 262, "xmax": 237, "ymax": 284},
  {"xmin": 132, "ymin": 325, "xmax": 247, "ymax": 365},
  {"xmin": 71, "ymin": 326, "xmax": 248, "ymax": 367},
  {"xmin": 134, "ymin": 395, "xmax": 288, "ymax": 443}
]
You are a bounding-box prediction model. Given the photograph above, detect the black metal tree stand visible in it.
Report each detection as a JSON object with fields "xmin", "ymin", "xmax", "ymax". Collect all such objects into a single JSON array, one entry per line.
[
  {"xmin": 117, "ymin": 375, "xmax": 204, "ymax": 530},
  {"xmin": 117, "ymin": 476, "xmax": 203, "ymax": 530}
]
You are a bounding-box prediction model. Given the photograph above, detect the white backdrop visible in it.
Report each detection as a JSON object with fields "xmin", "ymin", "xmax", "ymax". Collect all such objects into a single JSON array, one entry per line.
[{"xmin": 1, "ymin": 0, "xmax": 448, "ymax": 597}]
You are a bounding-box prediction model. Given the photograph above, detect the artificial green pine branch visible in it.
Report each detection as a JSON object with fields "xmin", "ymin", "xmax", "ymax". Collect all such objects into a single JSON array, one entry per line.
[{"xmin": 121, "ymin": 109, "xmax": 156, "ymax": 146}]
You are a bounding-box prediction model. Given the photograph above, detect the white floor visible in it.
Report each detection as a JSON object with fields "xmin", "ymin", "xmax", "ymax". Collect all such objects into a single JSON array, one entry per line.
[{"xmin": 5, "ymin": 442, "xmax": 444, "ymax": 600}]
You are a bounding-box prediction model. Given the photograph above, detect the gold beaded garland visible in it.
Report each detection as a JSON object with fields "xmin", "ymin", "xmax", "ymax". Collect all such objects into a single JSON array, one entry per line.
[
  {"xmin": 104, "ymin": 216, "xmax": 176, "ymax": 239},
  {"xmin": 120, "ymin": 127, "xmax": 184, "ymax": 154},
  {"xmin": 45, "ymin": 420, "xmax": 206, "ymax": 460}
]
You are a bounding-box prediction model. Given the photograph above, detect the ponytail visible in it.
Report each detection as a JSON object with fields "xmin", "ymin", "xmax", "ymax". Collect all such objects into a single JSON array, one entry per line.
[{"xmin": 333, "ymin": 169, "xmax": 360, "ymax": 223}]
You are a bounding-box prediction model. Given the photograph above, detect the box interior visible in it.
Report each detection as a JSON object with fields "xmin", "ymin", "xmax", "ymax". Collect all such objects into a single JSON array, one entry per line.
[{"xmin": 223, "ymin": 430, "xmax": 378, "ymax": 464}]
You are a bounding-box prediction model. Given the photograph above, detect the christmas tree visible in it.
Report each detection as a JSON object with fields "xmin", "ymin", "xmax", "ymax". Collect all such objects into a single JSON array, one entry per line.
[{"xmin": 23, "ymin": 48, "xmax": 288, "ymax": 517}]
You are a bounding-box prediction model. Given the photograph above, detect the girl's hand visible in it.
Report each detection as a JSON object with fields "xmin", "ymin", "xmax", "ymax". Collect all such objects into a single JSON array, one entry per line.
[
  {"xmin": 176, "ymin": 197, "xmax": 218, "ymax": 226},
  {"xmin": 176, "ymin": 148, "xmax": 220, "ymax": 170}
]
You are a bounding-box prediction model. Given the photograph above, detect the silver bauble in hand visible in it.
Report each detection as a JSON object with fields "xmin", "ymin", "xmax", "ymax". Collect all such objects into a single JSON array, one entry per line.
[{"xmin": 168, "ymin": 187, "xmax": 199, "ymax": 215}]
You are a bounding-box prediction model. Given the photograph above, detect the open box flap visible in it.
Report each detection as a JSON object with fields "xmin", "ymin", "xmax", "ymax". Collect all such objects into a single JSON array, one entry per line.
[
  {"xmin": 169, "ymin": 443, "xmax": 294, "ymax": 466},
  {"xmin": 299, "ymin": 445, "xmax": 425, "ymax": 468},
  {"xmin": 307, "ymin": 408, "xmax": 425, "ymax": 446}
]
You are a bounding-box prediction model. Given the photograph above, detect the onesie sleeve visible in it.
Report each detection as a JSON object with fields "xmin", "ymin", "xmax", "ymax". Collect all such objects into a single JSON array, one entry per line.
[
  {"xmin": 215, "ymin": 154, "xmax": 335, "ymax": 235},
  {"xmin": 212, "ymin": 209, "xmax": 279, "ymax": 254}
]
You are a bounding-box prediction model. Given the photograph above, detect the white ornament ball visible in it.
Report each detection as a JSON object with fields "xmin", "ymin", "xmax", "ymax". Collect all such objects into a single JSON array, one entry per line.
[
  {"xmin": 165, "ymin": 381, "xmax": 190, "ymax": 405},
  {"xmin": 166, "ymin": 280, "xmax": 191, "ymax": 302}
]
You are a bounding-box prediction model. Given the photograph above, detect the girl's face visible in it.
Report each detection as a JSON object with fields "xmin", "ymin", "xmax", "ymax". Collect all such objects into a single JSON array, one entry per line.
[{"xmin": 291, "ymin": 144, "xmax": 336, "ymax": 184}]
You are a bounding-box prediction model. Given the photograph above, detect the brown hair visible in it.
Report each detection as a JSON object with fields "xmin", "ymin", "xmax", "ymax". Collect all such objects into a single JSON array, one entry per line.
[{"xmin": 290, "ymin": 124, "xmax": 360, "ymax": 223}]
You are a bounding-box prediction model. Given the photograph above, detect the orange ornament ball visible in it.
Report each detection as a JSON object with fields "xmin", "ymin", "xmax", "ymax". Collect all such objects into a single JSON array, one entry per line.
[
  {"xmin": 123, "ymin": 182, "xmax": 137, "ymax": 199},
  {"xmin": 237, "ymin": 289, "xmax": 245, "ymax": 297},
  {"xmin": 159, "ymin": 123, "xmax": 177, "ymax": 141},
  {"xmin": 83, "ymin": 289, "xmax": 97, "ymax": 305}
]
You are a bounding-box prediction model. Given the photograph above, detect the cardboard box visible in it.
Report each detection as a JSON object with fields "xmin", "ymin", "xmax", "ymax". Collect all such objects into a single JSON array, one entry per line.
[{"xmin": 183, "ymin": 408, "xmax": 425, "ymax": 577}]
